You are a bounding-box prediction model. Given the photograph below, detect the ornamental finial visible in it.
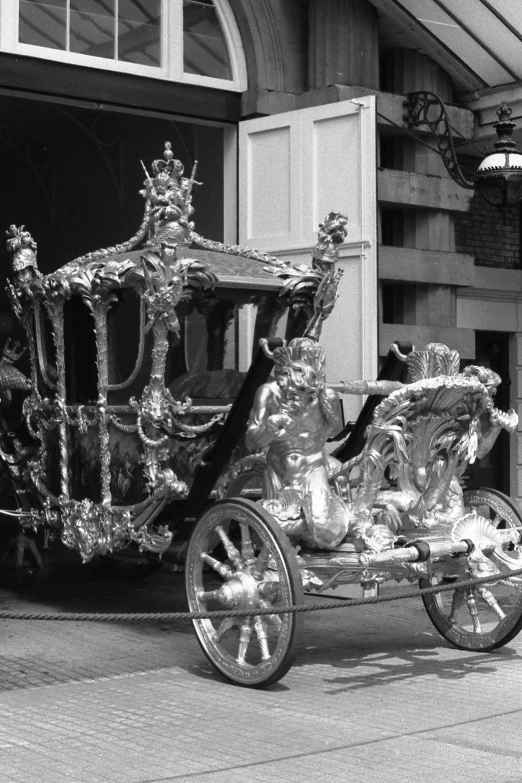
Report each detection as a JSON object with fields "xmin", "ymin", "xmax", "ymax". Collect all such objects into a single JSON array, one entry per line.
[{"xmin": 5, "ymin": 224, "xmax": 39, "ymax": 282}]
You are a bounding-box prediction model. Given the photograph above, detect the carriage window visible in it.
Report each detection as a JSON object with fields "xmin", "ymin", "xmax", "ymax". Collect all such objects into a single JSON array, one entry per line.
[
  {"xmin": 10, "ymin": 0, "xmax": 245, "ymax": 89},
  {"xmin": 19, "ymin": 0, "xmax": 161, "ymax": 66},
  {"xmin": 35, "ymin": 305, "xmax": 58, "ymax": 390},
  {"xmin": 183, "ymin": 0, "xmax": 231, "ymax": 80},
  {"xmin": 64, "ymin": 296, "xmax": 98, "ymax": 404},
  {"xmin": 167, "ymin": 299, "xmax": 245, "ymax": 404},
  {"xmin": 106, "ymin": 287, "xmax": 153, "ymax": 405}
]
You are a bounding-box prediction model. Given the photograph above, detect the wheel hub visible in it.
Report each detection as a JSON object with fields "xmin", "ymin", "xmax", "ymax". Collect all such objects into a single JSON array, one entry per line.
[{"xmin": 214, "ymin": 571, "xmax": 259, "ymax": 610}]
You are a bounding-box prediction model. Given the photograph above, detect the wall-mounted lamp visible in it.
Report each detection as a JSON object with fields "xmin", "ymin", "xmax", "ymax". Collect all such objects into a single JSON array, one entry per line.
[
  {"xmin": 475, "ymin": 104, "xmax": 522, "ymax": 206},
  {"xmin": 405, "ymin": 92, "xmax": 522, "ymax": 206}
]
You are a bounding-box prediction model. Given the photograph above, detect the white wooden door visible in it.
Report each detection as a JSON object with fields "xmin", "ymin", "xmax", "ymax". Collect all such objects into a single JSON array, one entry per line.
[{"xmin": 238, "ymin": 96, "xmax": 378, "ymax": 422}]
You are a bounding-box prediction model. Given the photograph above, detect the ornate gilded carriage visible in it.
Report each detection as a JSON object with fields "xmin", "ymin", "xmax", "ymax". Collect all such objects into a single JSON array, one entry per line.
[
  {"xmin": 4, "ymin": 142, "xmax": 522, "ymax": 689},
  {"xmin": 3, "ymin": 143, "xmax": 342, "ymax": 566}
]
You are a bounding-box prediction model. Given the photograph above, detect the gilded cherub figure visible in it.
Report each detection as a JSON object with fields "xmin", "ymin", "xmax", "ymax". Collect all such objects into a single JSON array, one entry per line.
[{"xmin": 245, "ymin": 337, "xmax": 350, "ymax": 547}]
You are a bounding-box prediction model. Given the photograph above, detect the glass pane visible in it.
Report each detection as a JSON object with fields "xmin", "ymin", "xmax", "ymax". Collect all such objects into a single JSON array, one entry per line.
[
  {"xmin": 118, "ymin": 0, "xmax": 161, "ymax": 66},
  {"xmin": 70, "ymin": 0, "xmax": 115, "ymax": 59},
  {"xmin": 19, "ymin": 0, "xmax": 67, "ymax": 50},
  {"xmin": 183, "ymin": 0, "xmax": 232, "ymax": 81}
]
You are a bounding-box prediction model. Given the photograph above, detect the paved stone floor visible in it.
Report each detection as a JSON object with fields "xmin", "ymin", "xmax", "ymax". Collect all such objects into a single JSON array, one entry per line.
[{"xmin": 1, "ymin": 535, "xmax": 522, "ymax": 782}]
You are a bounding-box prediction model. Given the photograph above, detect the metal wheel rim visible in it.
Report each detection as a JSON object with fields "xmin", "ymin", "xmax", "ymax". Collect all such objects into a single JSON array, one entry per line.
[
  {"xmin": 186, "ymin": 498, "xmax": 303, "ymax": 687},
  {"xmin": 421, "ymin": 489, "xmax": 522, "ymax": 650}
]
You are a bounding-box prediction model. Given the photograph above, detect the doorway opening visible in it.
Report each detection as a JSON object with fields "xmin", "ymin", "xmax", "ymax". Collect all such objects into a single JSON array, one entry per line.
[{"xmin": 464, "ymin": 331, "xmax": 511, "ymax": 494}]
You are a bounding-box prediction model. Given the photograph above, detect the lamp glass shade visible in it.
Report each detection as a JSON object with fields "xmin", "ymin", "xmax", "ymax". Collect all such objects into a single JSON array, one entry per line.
[{"xmin": 475, "ymin": 150, "xmax": 522, "ymax": 206}]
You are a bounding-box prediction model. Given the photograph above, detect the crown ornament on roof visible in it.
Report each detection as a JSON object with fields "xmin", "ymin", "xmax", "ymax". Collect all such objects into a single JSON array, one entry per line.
[
  {"xmin": 150, "ymin": 141, "xmax": 183, "ymax": 177},
  {"xmin": 139, "ymin": 141, "xmax": 202, "ymax": 251}
]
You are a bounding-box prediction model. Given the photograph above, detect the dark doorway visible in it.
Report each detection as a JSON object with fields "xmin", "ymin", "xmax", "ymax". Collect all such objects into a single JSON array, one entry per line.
[
  {"xmin": 464, "ymin": 331, "xmax": 511, "ymax": 493},
  {"xmin": 0, "ymin": 93, "xmax": 228, "ymax": 387},
  {"xmin": 0, "ymin": 93, "xmax": 226, "ymax": 321}
]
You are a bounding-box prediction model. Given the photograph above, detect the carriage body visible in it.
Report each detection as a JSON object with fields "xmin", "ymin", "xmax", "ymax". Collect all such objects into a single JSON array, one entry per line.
[{"xmin": 3, "ymin": 144, "xmax": 341, "ymax": 565}]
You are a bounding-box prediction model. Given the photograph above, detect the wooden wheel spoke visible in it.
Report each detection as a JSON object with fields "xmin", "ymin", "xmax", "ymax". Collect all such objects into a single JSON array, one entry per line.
[
  {"xmin": 449, "ymin": 587, "xmax": 466, "ymax": 624},
  {"xmin": 214, "ymin": 617, "xmax": 236, "ymax": 643},
  {"xmin": 240, "ymin": 523, "xmax": 256, "ymax": 564},
  {"xmin": 197, "ymin": 588, "xmax": 222, "ymax": 604},
  {"xmin": 237, "ymin": 618, "xmax": 253, "ymax": 664},
  {"xmin": 201, "ymin": 551, "xmax": 233, "ymax": 579},
  {"xmin": 215, "ymin": 525, "xmax": 243, "ymax": 569},
  {"xmin": 466, "ymin": 588, "xmax": 482, "ymax": 633},
  {"xmin": 254, "ymin": 616, "xmax": 270, "ymax": 660},
  {"xmin": 259, "ymin": 598, "xmax": 282, "ymax": 628},
  {"xmin": 253, "ymin": 545, "xmax": 270, "ymax": 579},
  {"xmin": 477, "ymin": 586, "xmax": 506, "ymax": 620}
]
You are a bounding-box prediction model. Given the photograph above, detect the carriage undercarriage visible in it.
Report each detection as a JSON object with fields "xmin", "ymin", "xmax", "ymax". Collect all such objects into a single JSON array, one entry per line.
[{"xmin": 184, "ymin": 486, "xmax": 522, "ymax": 687}]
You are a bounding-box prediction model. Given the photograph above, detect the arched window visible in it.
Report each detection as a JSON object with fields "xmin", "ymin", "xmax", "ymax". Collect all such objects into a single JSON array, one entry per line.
[{"xmin": 0, "ymin": 0, "xmax": 246, "ymax": 91}]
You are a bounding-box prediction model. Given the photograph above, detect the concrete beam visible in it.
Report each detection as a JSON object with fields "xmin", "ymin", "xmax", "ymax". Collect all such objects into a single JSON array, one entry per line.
[
  {"xmin": 296, "ymin": 86, "xmax": 474, "ymax": 140},
  {"xmin": 241, "ymin": 89, "xmax": 296, "ymax": 117},
  {"xmin": 378, "ymin": 169, "xmax": 474, "ymax": 212},
  {"xmin": 241, "ymin": 86, "xmax": 475, "ymax": 143},
  {"xmin": 473, "ymin": 266, "xmax": 522, "ymax": 293},
  {"xmin": 465, "ymin": 87, "xmax": 522, "ymax": 143},
  {"xmin": 379, "ymin": 323, "xmax": 475, "ymax": 360},
  {"xmin": 379, "ymin": 246, "xmax": 475, "ymax": 286},
  {"xmin": 457, "ymin": 297, "xmax": 519, "ymax": 333}
]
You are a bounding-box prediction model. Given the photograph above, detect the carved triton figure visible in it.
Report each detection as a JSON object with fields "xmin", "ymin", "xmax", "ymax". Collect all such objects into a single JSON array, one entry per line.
[
  {"xmin": 245, "ymin": 337, "xmax": 349, "ymax": 547},
  {"xmin": 245, "ymin": 336, "xmax": 392, "ymax": 550}
]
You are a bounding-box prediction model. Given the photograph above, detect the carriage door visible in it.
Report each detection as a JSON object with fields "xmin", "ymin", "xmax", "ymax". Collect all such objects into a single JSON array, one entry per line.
[{"xmin": 238, "ymin": 96, "xmax": 378, "ymax": 425}]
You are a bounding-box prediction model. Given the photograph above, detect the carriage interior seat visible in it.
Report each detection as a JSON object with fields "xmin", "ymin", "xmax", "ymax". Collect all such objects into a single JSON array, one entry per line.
[{"xmin": 169, "ymin": 369, "xmax": 247, "ymax": 405}]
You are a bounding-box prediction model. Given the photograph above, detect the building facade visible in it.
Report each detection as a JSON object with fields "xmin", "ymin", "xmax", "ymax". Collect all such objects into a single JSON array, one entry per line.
[{"xmin": 1, "ymin": 0, "xmax": 522, "ymax": 501}]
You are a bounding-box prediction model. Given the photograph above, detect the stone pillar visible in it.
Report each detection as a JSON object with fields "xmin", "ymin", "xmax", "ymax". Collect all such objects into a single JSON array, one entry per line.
[
  {"xmin": 387, "ymin": 48, "xmax": 459, "ymax": 331},
  {"xmin": 381, "ymin": 48, "xmax": 453, "ymax": 100},
  {"xmin": 308, "ymin": 0, "xmax": 379, "ymax": 90}
]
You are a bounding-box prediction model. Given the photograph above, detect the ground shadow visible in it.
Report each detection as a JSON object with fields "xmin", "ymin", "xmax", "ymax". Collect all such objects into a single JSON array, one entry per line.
[{"xmin": 294, "ymin": 633, "xmax": 519, "ymax": 694}]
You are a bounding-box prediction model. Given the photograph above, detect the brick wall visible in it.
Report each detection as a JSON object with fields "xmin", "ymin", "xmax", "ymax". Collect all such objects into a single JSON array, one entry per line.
[{"xmin": 454, "ymin": 156, "xmax": 521, "ymax": 268}]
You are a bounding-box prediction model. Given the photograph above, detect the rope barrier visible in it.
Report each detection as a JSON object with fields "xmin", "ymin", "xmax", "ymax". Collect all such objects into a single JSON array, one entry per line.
[{"xmin": 1, "ymin": 565, "xmax": 522, "ymax": 622}]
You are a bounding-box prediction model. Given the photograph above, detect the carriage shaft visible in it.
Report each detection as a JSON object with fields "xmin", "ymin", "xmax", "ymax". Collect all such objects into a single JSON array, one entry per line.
[{"xmin": 358, "ymin": 539, "xmax": 473, "ymax": 567}]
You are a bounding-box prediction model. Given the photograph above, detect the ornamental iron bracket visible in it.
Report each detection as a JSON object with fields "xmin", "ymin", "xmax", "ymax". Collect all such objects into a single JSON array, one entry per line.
[{"xmin": 404, "ymin": 91, "xmax": 475, "ymax": 190}]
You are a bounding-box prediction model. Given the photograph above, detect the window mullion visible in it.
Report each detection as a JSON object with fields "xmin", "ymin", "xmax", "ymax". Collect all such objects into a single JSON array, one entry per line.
[
  {"xmin": 0, "ymin": 0, "xmax": 18, "ymax": 50},
  {"xmin": 114, "ymin": 0, "xmax": 118, "ymax": 61},
  {"xmin": 169, "ymin": 0, "xmax": 184, "ymax": 80},
  {"xmin": 66, "ymin": 0, "xmax": 70, "ymax": 52}
]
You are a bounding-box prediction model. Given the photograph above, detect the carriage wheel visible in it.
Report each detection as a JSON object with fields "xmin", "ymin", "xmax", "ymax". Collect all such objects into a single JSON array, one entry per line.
[
  {"xmin": 185, "ymin": 498, "xmax": 304, "ymax": 687},
  {"xmin": 421, "ymin": 488, "xmax": 522, "ymax": 651}
]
